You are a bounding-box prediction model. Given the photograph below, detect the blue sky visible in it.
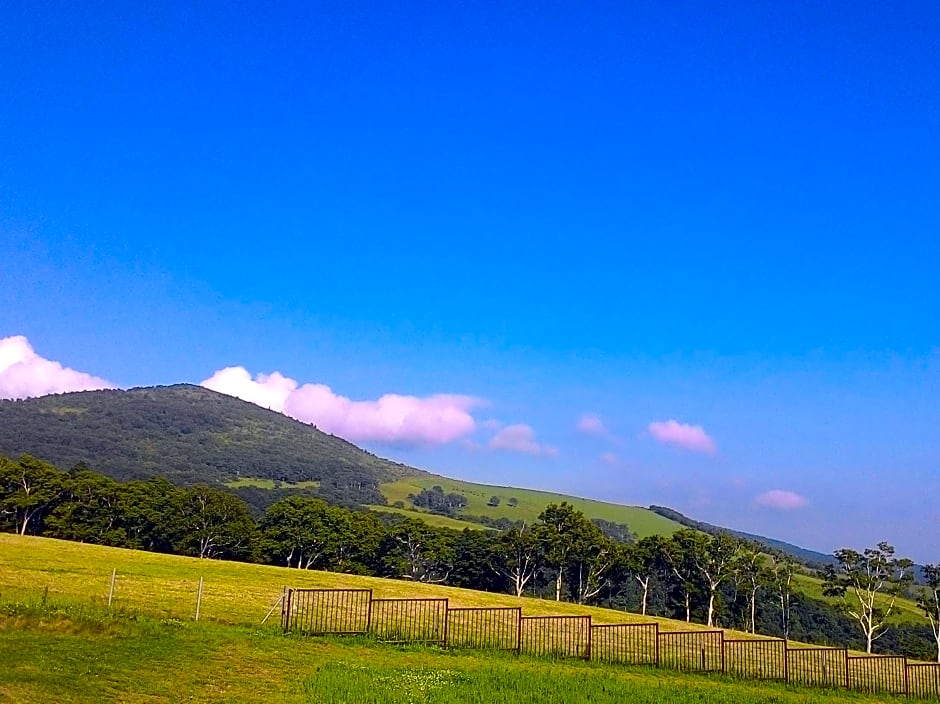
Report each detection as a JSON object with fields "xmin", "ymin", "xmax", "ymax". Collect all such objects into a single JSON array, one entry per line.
[{"xmin": 1, "ymin": 1, "xmax": 938, "ymax": 560}]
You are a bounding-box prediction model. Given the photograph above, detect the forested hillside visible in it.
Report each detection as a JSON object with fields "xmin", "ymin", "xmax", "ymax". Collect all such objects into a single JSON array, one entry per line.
[{"xmin": 0, "ymin": 385, "xmax": 424, "ymax": 505}]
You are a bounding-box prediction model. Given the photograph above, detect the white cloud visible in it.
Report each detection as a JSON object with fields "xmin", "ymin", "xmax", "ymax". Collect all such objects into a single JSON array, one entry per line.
[
  {"xmin": 755, "ymin": 489, "xmax": 808, "ymax": 511},
  {"xmin": 0, "ymin": 335, "xmax": 114, "ymax": 399},
  {"xmin": 201, "ymin": 365, "xmax": 483, "ymax": 446},
  {"xmin": 648, "ymin": 419, "xmax": 717, "ymax": 455},
  {"xmin": 488, "ymin": 423, "xmax": 558, "ymax": 457}
]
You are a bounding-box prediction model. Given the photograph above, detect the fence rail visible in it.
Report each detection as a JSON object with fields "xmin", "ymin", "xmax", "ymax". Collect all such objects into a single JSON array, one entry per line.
[
  {"xmin": 445, "ymin": 607, "xmax": 521, "ymax": 651},
  {"xmin": 520, "ymin": 615, "xmax": 592, "ymax": 659},
  {"xmin": 282, "ymin": 588, "xmax": 940, "ymax": 701}
]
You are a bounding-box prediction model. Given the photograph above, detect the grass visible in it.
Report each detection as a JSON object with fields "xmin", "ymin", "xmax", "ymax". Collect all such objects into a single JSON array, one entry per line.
[
  {"xmin": 224, "ymin": 477, "xmax": 320, "ymax": 489},
  {"xmin": 369, "ymin": 505, "xmax": 487, "ymax": 531},
  {"xmin": 793, "ymin": 573, "xmax": 926, "ymax": 625},
  {"xmin": 1, "ymin": 534, "xmax": 933, "ymax": 702},
  {"xmin": 0, "ymin": 534, "xmax": 751, "ymax": 631},
  {"xmin": 379, "ymin": 476, "xmax": 683, "ymax": 538},
  {"xmin": 0, "ymin": 601, "xmax": 913, "ymax": 703}
]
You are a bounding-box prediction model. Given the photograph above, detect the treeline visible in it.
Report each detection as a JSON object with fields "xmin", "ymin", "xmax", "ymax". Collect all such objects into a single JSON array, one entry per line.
[{"xmin": 2, "ymin": 454, "xmax": 937, "ymax": 661}]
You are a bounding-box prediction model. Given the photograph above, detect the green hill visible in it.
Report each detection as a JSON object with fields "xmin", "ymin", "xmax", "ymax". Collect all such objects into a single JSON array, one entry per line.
[
  {"xmin": 0, "ymin": 385, "xmax": 425, "ymax": 505},
  {"xmin": 0, "ymin": 385, "xmax": 681, "ymax": 534},
  {"xmin": 379, "ymin": 476, "xmax": 681, "ymax": 538}
]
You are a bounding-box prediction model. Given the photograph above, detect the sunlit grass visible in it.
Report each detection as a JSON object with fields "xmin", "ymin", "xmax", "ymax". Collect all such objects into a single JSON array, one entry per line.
[
  {"xmin": 379, "ymin": 476, "xmax": 682, "ymax": 538},
  {"xmin": 0, "ymin": 600, "xmax": 910, "ymax": 704}
]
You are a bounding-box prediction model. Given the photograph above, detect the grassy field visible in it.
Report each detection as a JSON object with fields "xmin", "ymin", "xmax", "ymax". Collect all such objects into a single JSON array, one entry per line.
[
  {"xmin": 0, "ymin": 605, "xmax": 903, "ymax": 704},
  {"xmin": 0, "ymin": 534, "xmax": 930, "ymax": 703},
  {"xmin": 224, "ymin": 477, "xmax": 320, "ymax": 490},
  {"xmin": 369, "ymin": 505, "xmax": 486, "ymax": 531},
  {"xmin": 0, "ymin": 600, "xmax": 904, "ymax": 704},
  {"xmin": 793, "ymin": 573, "xmax": 926, "ymax": 625},
  {"xmin": 379, "ymin": 476, "xmax": 682, "ymax": 538},
  {"xmin": 0, "ymin": 534, "xmax": 750, "ymax": 631}
]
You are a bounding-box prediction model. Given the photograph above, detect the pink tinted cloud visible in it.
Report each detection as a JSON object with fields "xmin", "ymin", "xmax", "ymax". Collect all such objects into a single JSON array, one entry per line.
[
  {"xmin": 489, "ymin": 424, "xmax": 558, "ymax": 457},
  {"xmin": 601, "ymin": 451, "xmax": 621, "ymax": 467},
  {"xmin": 201, "ymin": 366, "xmax": 483, "ymax": 446},
  {"xmin": 755, "ymin": 490, "xmax": 808, "ymax": 511},
  {"xmin": 577, "ymin": 414, "xmax": 608, "ymax": 437},
  {"xmin": 648, "ymin": 419, "xmax": 717, "ymax": 455},
  {"xmin": 201, "ymin": 366, "xmax": 297, "ymax": 412},
  {"xmin": 0, "ymin": 335, "xmax": 114, "ymax": 399}
]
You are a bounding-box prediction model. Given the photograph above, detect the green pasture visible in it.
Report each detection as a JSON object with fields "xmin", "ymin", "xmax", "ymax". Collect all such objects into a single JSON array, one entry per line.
[
  {"xmin": 793, "ymin": 573, "xmax": 926, "ymax": 625},
  {"xmin": 1, "ymin": 534, "xmax": 934, "ymax": 703},
  {"xmin": 224, "ymin": 477, "xmax": 320, "ymax": 490},
  {"xmin": 379, "ymin": 476, "xmax": 682, "ymax": 538},
  {"xmin": 0, "ymin": 534, "xmax": 749, "ymax": 632},
  {"xmin": 0, "ymin": 602, "xmax": 910, "ymax": 704},
  {"xmin": 369, "ymin": 505, "xmax": 485, "ymax": 531}
]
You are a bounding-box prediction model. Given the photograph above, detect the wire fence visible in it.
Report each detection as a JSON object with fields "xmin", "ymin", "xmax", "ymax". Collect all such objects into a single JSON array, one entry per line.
[{"xmin": 282, "ymin": 588, "xmax": 940, "ymax": 701}]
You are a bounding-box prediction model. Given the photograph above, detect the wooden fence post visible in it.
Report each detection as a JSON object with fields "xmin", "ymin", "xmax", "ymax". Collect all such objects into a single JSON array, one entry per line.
[
  {"xmin": 194, "ymin": 577, "xmax": 204, "ymax": 621},
  {"xmin": 107, "ymin": 569, "xmax": 116, "ymax": 608}
]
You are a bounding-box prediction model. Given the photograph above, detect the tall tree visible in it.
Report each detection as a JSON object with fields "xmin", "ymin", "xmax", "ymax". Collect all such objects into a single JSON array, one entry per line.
[
  {"xmin": 693, "ymin": 532, "xmax": 740, "ymax": 627},
  {"xmin": 179, "ymin": 486, "xmax": 256, "ymax": 560},
  {"xmin": 44, "ymin": 464, "xmax": 126, "ymax": 545},
  {"xmin": 260, "ymin": 496, "xmax": 346, "ymax": 569},
  {"xmin": 450, "ymin": 529, "xmax": 503, "ymax": 592},
  {"xmin": 619, "ymin": 535, "xmax": 665, "ymax": 616},
  {"xmin": 383, "ymin": 519, "xmax": 455, "ymax": 583},
  {"xmin": 918, "ymin": 564, "xmax": 940, "ymax": 663},
  {"xmin": 660, "ymin": 530, "xmax": 704, "ymax": 622},
  {"xmin": 732, "ymin": 543, "xmax": 765, "ymax": 634},
  {"xmin": 0, "ymin": 455, "xmax": 63, "ymax": 535},
  {"xmin": 569, "ymin": 525, "xmax": 615, "ymax": 604},
  {"xmin": 537, "ymin": 502, "xmax": 597, "ymax": 601},
  {"xmin": 823, "ymin": 542, "xmax": 914, "ymax": 653},
  {"xmin": 118, "ymin": 477, "xmax": 184, "ymax": 553},
  {"xmin": 492, "ymin": 522, "xmax": 540, "ymax": 597},
  {"xmin": 766, "ymin": 553, "xmax": 797, "ymax": 640}
]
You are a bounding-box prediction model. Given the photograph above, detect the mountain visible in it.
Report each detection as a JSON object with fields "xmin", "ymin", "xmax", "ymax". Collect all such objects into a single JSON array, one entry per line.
[
  {"xmin": 0, "ymin": 385, "xmax": 683, "ymax": 532},
  {"xmin": 0, "ymin": 384, "xmax": 425, "ymax": 505},
  {"xmin": 648, "ymin": 505, "xmax": 837, "ymax": 569}
]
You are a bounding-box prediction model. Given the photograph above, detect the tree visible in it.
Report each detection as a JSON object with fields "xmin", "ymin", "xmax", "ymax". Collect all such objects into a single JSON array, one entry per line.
[
  {"xmin": 260, "ymin": 496, "xmax": 347, "ymax": 569},
  {"xmin": 487, "ymin": 495, "xmax": 500, "ymax": 507},
  {"xmin": 537, "ymin": 502, "xmax": 598, "ymax": 601},
  {"xmin": 383, "ymin": 519, "xmax": 454, "ymax": 583},
  {"xmin": 0, "ymin": 455, "xmax": 63, "ymax": 535},
  {"xmin": 492, "ymin": 522, "xmax": 540, "ymax": 597},
  {"xmin": 823, "ymin": 542, "xmax": 914, "ymax": 653},
  {"xmin": 44, "ymin": 464, "xmax": 126, "ymax": 545},
  {"xmin": 693, "ymin": 532, "xmax": 740, "ymax": 627},
  {"xmin": 118, "ymin": 477, "xmax": 184, "ymax": 553},
  {"xmin": 660, "ymin": 530, "xmax": 705, "ymax": 622},
  {"xmin": 591, "ymin": 518, "xmax": 636, "ymax": 544},
  {"xmin": 766, "ymin": 554, "xmax": 797, "ymax": 640},
  {"xmin": 179, "ymin": 486, "xmax": 256, "ymax": 560},
  {"xmin": 621, "ymin": 535, "xmax": 665, "ymax": 616},
  {"xmin": 569, "ymin": 526, "xmax": 615, "ymax": 604},
  {"xmin": 732, "ymin": 543, "xmax": 765, "ymax": 634},
  {"xmin": 450, "ymin": 529, "xmax": 503, "ymax": 592},
  {"xmin": 507, "ymin": 497, "xmax": 518, "ymax": 507},
  {"xmin": 918, "ymin": 564, "xmax": 940, "ymax": 663}
]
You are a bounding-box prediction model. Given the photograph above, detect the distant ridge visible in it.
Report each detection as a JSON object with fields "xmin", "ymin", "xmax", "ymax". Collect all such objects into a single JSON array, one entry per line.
[
  {"xmin": 649, "ymin": 505, "xmax": 836, "ymax": 568},
  {"xmin": 0, "ymin": 385, "xmax": 425, "ymax": 503}
]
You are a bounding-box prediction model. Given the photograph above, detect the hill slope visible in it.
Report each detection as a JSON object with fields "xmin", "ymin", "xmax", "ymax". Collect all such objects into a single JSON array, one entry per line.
[
  {"xmin": 0, "ymin": 385, "xmax": 425, "ymax": 496},
  {"xmin": 380, "ymin": 476, "xmax": 682, "ymax": 538},
  {"xmin": 0, "ymin": 385, "xmax": 682, "ymax": 532}
]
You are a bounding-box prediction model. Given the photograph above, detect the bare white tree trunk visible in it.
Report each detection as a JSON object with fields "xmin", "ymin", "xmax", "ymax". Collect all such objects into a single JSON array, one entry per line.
[{"xmin": 635, "ymin": 575, "xmax": 650, "ymax": 616}]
